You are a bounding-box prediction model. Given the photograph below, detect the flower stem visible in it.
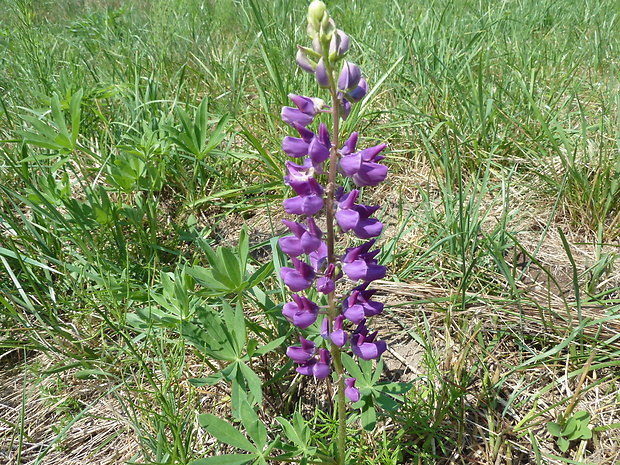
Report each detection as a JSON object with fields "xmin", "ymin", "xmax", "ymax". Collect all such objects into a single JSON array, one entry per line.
[{"xmin": 324, "ymin": 69, "xmax": 346, "ymax": 465}]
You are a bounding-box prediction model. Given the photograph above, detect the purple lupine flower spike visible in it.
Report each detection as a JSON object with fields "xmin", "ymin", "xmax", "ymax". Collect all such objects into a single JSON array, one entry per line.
[{"xmin": 281, "ymin": 0, "xmax": 389, "ymax": 399}]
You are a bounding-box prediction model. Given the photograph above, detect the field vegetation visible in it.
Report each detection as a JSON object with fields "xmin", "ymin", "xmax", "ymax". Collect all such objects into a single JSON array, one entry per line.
[{"xmin": 1, "ymin": 0, "xmax": 620, "ymax": 463}]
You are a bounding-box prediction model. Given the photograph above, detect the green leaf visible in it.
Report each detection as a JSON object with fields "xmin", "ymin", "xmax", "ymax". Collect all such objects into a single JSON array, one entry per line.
[
  {"xmin": 247, "ymin": 261, "xmax": 274, "ymax": 289},
  {"xmin": 253, "ymin": 336, "xmax": 286, "ymax": 357},
  {"xmin": 190, "ymin": 453, "xmax": 254, "ymax": 465},
  {"xmin": 547, "ymin": 422, "xmax": 562, "ymax": 437},
  {"xmin": 557, "ymin": 436, "xmax": 570, "ymax": 453},
  {"xmin": 197, "ymin": 414, "xmax": 256, "ymax": 452},
  {"xmin": 240, "ymin": 401, "xmax": 267, "ymax": 449},
  {"xmin": 577, "ymin": 425, "xmax": 592, "ymax": 440},
  {"xmin": 573, "ymin": 410, "xmax": 590, "ymax": 423},
  {"xmin": 359, "ymin": 395, "xmax": 377, "ymax": 431},
  {"xmin": 239, "ymin": 361, "xmax": 263, "ymax": 406}
]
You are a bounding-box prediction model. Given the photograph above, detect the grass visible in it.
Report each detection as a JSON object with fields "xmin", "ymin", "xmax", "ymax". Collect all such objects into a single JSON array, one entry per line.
[{"xmin": 1, "ymin": 0, "xmax": 620, "ymax": 463}]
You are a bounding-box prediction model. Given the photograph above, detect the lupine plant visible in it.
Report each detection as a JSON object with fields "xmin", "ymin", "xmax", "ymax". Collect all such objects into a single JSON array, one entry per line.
[{"xmin": 278, "ymin": 2, "xmax": 389, "ymax": 463}]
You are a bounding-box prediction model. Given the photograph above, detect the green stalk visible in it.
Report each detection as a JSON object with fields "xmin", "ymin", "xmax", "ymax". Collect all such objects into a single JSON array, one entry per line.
[{"xmin": 324, "ymin": 59, "xmax": 347, "ymax": 465}]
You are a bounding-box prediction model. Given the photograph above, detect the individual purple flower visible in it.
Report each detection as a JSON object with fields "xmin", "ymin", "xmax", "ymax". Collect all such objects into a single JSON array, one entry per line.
[
  {"xmin": 342, "ymin": 282, "xmax": 384, "ymax": 324},
  {"xmin": 342, "ymin": 239, "xmax": 386, "ymax": 282},
  {"xmin": 282, "ymin": 135, "xmax": 309, "ymax": 158},
  {"xmin": 320, "ymin": 315, "xmax": 348, "ymax": 347},
  {"xmin": 309, "ymin": 242, "xmax": 328, "ymax": 273},
  {"xmin": 329, "ymin": 30, "xmax": 349, "ymax": 59},
  {"xmin": 316, "ymin": 262, "xmax": 336, "ymax": 294},
  {"xmin": 297, "ymin": 348, "xmax": 331, "ymax": 379},
  {"xmin": 287, "ymin": 336, "xmax": 316, "ymax": 362},
  {"xmin": 339, "ymin": 142, "xmax": 388, "ymax": 187},
  {"xmin": 316, "ymin": 57, "xmax": 330, "ymax": 88},
  {"xmin": 284, "ymin": 158, "xmax": 318, "ymax": 184},
  {"xmin": 279, "ymin": 218, "xmax": 323, "ymax": 257},
  {"xmin": 344, "ymin": 378, "xmax": 360, "ymax": 402},
  {"xmin": 282, "ymin": 294, "xmax": 319, "ymax": 329},
  {"xmin": 281, "ymin": 94, "xmax": 325, "ymax": 128},
  {"xmin": 338, "ymin": 61, "xmax": 362, "ymax": 93},
  {"xmin": 351, "ymin": 321, "xmax": 387, "ymax": 360},
  {"xmin": 283, "ymin": 177, "xmax": 324, "ymax": 216},
  {"xmin": 335, "ymin": 189, "xmax": 383, "ymax": 239},
  {"xmin": 346, "ymin": 77, "xmax": 367, "ymax": 103},
  {"xmin": 296, "ymin": 47, "xmax": 316, "ymax": 73},
  {"xmin": 280, "ymin": 257, "xmax": 317, "ymax": 291}
]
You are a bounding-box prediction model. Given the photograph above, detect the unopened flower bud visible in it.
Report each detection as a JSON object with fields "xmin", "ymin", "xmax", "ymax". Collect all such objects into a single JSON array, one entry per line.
[
  {"xmin": 308, "ymin": 1, "xmax": 326, "ymax": 23},
  {"xmin": 316, "ymin": 57, "xmax": 330, "ymax": 88},
  {"xmin": 307, "ymin": 1, "xmax": 326, "ymax": 35},
  {"xmin": 296, "ymin": 48, "xmax": 316, "ymax": 73}
]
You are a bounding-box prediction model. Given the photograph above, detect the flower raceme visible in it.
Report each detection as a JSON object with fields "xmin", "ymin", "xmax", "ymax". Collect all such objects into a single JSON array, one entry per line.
[{"xmin": 278, "ymin": 0, "xmax": 387, "ymax": 406}]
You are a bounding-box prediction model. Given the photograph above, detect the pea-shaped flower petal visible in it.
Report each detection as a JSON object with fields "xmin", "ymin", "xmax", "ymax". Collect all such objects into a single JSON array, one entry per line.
[
  {"xmin": 351, "ymin": 328, "xmax": 386, "ymax": 360},
  {"xmin": 345, "ymin": 378, "xmax": 360, "ymax": 402},
  {"xmin": 286, "ymin": 336, "xmax": 316, "ymax": 362},
  {"xmin": 282, "ymin": 294, "xmax": 319, "ymax": 329},
  {"xmin": 338, "ymin": 61, "xmax": 362, "ymax": 92},
  {"xmin": 280, "ymin": 258, "xmax": 316, "ymax": 292}
]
